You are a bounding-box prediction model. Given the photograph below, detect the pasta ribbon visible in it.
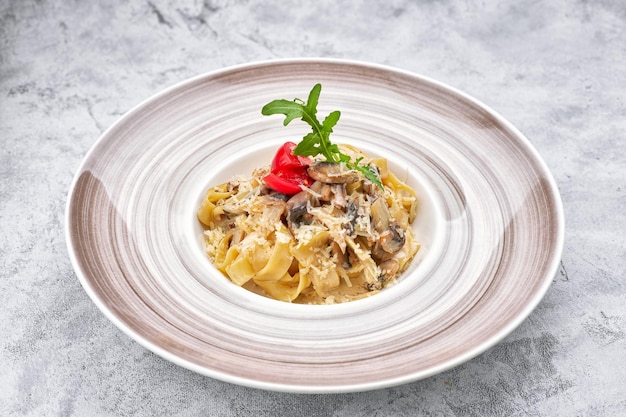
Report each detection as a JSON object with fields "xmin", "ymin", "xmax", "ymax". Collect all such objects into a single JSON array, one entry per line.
[
  {"xmin": 224, "ymin": 248, "xmax": 256, "ymax": 286},
  {"xmin": 255, "ymin": 272, "xmax": 310, "ymax": 302},
  {"xmin": 254, "ymin": 240, "xmax": 293, "ymax": 282},
  {"xmin": 197, "ymin": 185, "xmax": 234, "ymax": 226}
]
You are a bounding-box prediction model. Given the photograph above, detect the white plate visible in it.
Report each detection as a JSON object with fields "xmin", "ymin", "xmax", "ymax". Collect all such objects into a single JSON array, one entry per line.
[{"xmin": 65, "ymin": 58, "xmax": 564, "ymax": 393}]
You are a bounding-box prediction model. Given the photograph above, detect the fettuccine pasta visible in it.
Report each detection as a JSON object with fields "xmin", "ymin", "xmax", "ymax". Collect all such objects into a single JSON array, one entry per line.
[{"xmin": 198, "ymin": 145, "xmax": 420, "ymax": 304}]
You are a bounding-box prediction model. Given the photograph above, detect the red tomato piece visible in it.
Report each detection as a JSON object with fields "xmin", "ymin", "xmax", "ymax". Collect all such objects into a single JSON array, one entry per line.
[
  {"xmin": 264, "ymin": 167, "xmax": 313, "ymax": 195},
  {"xmin": 270, "ymin": 141, "xmax": 312, "ymax": 173},
  {"xmin": 264, "ymin": 142, "xmax": 315, "ymax": 194}
]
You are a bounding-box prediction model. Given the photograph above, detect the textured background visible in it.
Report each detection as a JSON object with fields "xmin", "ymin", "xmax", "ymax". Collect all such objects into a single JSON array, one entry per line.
[{"xmin": 1, "ymin": 0, "xmax": 625, "ymax": 416}]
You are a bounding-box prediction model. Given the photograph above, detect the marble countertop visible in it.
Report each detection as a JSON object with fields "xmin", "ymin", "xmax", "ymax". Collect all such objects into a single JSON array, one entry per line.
[{"xmin": 2, "ymin": 0, "xmax": 624, "ymax": 416}]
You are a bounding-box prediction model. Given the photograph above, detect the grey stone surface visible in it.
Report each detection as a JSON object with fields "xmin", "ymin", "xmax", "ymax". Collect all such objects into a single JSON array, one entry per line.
[{"xmin": 1, "ymin": 0, "xmax": 625, "ymax": 415}]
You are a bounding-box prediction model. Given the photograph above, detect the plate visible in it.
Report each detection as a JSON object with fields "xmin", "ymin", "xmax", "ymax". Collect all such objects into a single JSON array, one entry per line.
[{"xmin": 65, "ymin": 58, "xmax": 564, "ymax": 393}]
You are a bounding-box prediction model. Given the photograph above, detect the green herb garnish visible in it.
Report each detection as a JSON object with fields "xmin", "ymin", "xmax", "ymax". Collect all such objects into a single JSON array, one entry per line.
[{"xmin": 261, "ymin": 83, "xmax": 383, "ymax": 189}]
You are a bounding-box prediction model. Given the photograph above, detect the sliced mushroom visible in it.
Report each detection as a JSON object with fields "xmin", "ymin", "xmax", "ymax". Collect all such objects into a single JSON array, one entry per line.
[
  {"xmin": 286, "ymin": 191, "xmax": 314, "ymax": 229},
  {"xmin": 371, "ymin": 243, "xmax": 391, "ymax": 262},
  {"xmin": 372, "ymin": 221, "xmax": 406, "ymax": 262},
  {"xmin": 267, "ymin": 191, "xmax": 290, "ymax": 201},
  {"xmin": 319, "ymin": 183, "xmax": 333, "ymax": 201},
  {"xmin": 286, "ymin": 190, "xmax": 310, "ymax": 210},
  {"xmin": 366, "ymin": 258, "xmax": 399, "ymax": 291},
  {"xmin": 303, "ymin": 180, "xmax": 333, "ymax": 203},
  {"xmin": 331, "ymin": 184, "xmax": 347, "ymax": 208},
  {"xmin": 379, "ymin": 221, "xmax": 405, "ymax": 253},
  {"xmin": 343, "ymin": 201, "xmax": 358, "ymax": 236},
  {"xmin": 378, "ymin": 259, "xmax": 399, "ymax": 282},
  {"xmin": 307, "ymin": 162, "xmax": 360, "ymax": 184},
  {"xmin": 308, "ymin": 180, "xmax": 324, "ymax": 195},
  {"xmin": 370, "ymin": 197, "xmax": 390, "ymax": 233}
]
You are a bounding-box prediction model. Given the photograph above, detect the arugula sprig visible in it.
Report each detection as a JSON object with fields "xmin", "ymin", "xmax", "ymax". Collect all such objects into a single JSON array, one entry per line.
[{"xmin": 261, "ymin": 83, "xmax": 383, "ymax": 189}]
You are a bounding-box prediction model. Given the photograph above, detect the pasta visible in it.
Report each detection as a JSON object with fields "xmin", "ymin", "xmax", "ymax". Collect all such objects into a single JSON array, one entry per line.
[{"xmin": 197, "ymin": 145, "xmax": 420, "ymax": 304}]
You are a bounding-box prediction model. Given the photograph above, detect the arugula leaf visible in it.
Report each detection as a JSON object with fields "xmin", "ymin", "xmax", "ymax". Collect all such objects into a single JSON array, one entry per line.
[
  {"xmin": 261, "ymin": 84, "xmax": 383, "ymax": 188},
  {"xmin": 262, "ymin": 84, "xmax": 340, "ymax": 163}
]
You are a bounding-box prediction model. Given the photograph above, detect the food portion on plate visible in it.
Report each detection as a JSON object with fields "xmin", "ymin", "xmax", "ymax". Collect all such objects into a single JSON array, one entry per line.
[{"xmin": 197, "ymin": 84, "xmax": 420, "ymax": 303}]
